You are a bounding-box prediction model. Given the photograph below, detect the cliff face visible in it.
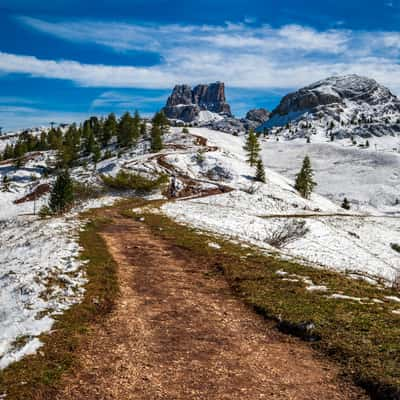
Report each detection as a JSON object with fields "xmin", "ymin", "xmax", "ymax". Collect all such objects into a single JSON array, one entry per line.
[
  {"xmin": 163, "ymin": 82, "xmax": 232, "ymax": 122},
  {"xmin": 259, "ymin": 74, "xmax": 400, "ymax": 138}
]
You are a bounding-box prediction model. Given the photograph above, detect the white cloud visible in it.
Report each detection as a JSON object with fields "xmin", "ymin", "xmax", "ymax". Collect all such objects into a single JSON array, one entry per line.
[
  {"xmin": 0, "ymin": 105, "xmax": 89, "ymax": 132},
  {"xmin": 90, "ymin": 91, "xmax": 166, "ymax": 110},
  {"xmin": 2, "ymin": 17, "xmax": 400, "ymax": 94}
]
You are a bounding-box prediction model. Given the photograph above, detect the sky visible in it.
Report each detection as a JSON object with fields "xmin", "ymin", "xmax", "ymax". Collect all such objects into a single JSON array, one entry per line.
[{"xmin": 1, "ymin": 0, "xmax": 400, "ymax": 131}]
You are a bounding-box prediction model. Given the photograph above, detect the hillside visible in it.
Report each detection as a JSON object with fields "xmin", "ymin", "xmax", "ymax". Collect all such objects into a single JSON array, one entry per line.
[
  {"xmin": 258, "ymin": 74, "xmax": 400, "ymax": 139},
  {"xmin": 0, "ymin": 116, "xmax": 399, "ymax": 399}
]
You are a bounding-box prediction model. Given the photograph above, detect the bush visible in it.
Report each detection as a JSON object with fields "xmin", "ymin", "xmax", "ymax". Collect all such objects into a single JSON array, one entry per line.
[
  {"xmin": 101, "ymin": 170, "xmax": 168, "ymax": 193},
  {"xmin": 38, "ymin": 205, "xmax": 52, "ymax": 218},
  {"xmin": 73, "ymin": 181, "xmax": 104, "ymax": 203},
  {"xmin": 265, "ymin": 220, "xmax": 309, "ymax": 249},
  {"xmin": 391, "ymin": 243, "xmax": 400, "ymax": 253}
]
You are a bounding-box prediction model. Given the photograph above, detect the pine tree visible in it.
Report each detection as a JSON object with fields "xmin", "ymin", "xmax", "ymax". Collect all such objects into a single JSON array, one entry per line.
[
  {"xmin": 140, "ymin": 122, "xmax": 147, "ymax": 138},
  {"xmin": 132, "ymin": 110, "xmax": 141, "ymax": 139},
  {"xmin": 294, "ymin": 156, "xmax": 316, "ymax": 199},
  {"xmin": 151, "ymin": 124, "xmax": 163, "ymax": 152},
  {"xmin": 83, "ymin": 129, "xmax": 96, "ymax": 156},
  {"xmin": 152, "ymin": 111, "xmax": 169, "ymax": 134},
  {"xmin": 49, "ymin": 170, "xmax": 74, "ymax": 214},
  {"xmin": 341, "ymin": 197, "xmax": 351, "ymax": 210},
  {"xmin": 255, "ymin": 159, "xmax": 266, "ymax": 183},
  {"xmin": 118, "ymin": 112, "xmax": 136, "ymax": 147},
  {"xmin": 103, "ymin": 113, "xmax": 117, "ymax": 147},
  {"xmin": 244, "ymin": 130, "xmax": 261, "ymax": 166},
  {"xmin": 92, "ymin": 143, "xmax": 101, "ymax": 166}
]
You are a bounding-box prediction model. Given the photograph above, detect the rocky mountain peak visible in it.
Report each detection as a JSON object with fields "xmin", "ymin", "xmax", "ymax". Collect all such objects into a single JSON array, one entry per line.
[
  {"xmin": 163, "ymin": 82, "xmax": 232, "ymax": 122},
  {"xmin": 259, "ymin": 74, "xmax": 400, "ymax": 138}
]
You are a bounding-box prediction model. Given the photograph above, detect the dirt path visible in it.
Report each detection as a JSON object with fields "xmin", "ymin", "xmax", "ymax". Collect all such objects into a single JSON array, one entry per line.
[{"xmin": 58, "ymin": 211, "xmax": 366, "ymax": 400}]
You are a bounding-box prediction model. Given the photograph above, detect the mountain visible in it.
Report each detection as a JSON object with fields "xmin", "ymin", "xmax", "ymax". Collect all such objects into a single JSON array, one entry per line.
[
  {"xmin": 245, "ymin": 108, "xmax": 270, "ymax": 125},
  {"xmin": 163, "ymin": 82, "xmax": 232, "ymax": 123},
  {"xmin": 258, "ymin": 75, "xmax": 400, "ymax": 138}
]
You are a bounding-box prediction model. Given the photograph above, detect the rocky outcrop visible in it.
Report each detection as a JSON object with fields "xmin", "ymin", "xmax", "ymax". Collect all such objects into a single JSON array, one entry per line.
[
  {"xmin": 163, "ymin": 82, "xmax": 232, "ymax": 122},
  {"xmin": 258, "ymin": 75, "xmax": 400, "ymax": 138},
  {"xmin": 245, "ymin": 108, "xmax": 270, "ymax": 125},
  {"xmin": 272, "ymin": 75, "xmax": 399, "ymax": 117}
]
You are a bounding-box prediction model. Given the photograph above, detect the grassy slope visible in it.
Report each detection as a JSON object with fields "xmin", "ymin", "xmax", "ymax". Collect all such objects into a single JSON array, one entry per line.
[
  {"xmin": 0, "ymin": 216, "xmax": 119, "ymax": 400},
  {"xmin": 136, "ymin": 207, "xmax": 400, "ymax": 400}
]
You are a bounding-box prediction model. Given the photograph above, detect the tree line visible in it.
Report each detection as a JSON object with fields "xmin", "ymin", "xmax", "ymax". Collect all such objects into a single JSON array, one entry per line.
[{"xmin": 0, "ymin": 111, "xmax": 170, "ymax": 167}]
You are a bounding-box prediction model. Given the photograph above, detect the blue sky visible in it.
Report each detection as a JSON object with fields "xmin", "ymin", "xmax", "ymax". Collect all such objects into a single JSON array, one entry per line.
[{"xmin": 1, "ymin": 0, "xmax": 400, "ymax": 131}]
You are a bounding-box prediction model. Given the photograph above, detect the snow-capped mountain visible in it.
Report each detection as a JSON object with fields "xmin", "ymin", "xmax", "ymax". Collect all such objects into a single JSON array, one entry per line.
[{"xmin": 258, "ymin": 75, "xmax": 400, "ymax": 139}]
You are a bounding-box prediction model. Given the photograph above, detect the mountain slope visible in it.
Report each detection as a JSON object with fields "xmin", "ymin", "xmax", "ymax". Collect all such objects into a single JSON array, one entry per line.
[{"xmin": 259, "ymin": 74, "xmax": 400, "ymax": 138}]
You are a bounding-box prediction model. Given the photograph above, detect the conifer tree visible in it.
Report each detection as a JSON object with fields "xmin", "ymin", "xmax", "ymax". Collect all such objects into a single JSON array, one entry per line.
[
  {"xmin": 49, "ymin": 169, "xmax": 74, "ymax": 214},
  {"xmin": 92, "ymin": 143, "xmax": 101, "ymax": 166},
  {"xmin": 294, "ymin": 156, "xmax": 316, "ymax": 199},
  {"xmin": 103, "ymin": 113, "xmax": 118, "ymax": 147},
  {"xmin": 118, "ymin": 112, "xmax": 135, "ymax": 147},
  {"xmin": 152, "ymin": 111, "xmax": 169, "ymax": 134},
  {"xmin": 88, "ymin": 116, "xmax": 102, "ymax": 142},
  {"xmin": 132, "ymin": 110, "xmax": 141, "ymax": 139},
  {"xmin": 140, "ymin": 122, "xmax": 147, "ymax": 138},
  {"xmin": 255, "ymin": 159, "xmax": 266, "ymax": 183},
  {"xmin": 244, "ymin": 129, "xmax": 261, "ymax": 166},
  {"xmin": 151, "ymin": 124, "xmax": 163, "ymax": 152},
  {"xmin": 83, "ymin": 129, "xmax": 96, "ymax": 156}
]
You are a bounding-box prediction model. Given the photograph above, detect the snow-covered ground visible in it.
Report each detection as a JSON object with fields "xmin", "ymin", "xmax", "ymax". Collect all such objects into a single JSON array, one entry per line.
[
  {"xmin": 261, "ymin": 135, "xmax": 400, "ymax": 214},
  {"xmin": 0, "ymin": 150, "xmax": 118, "ymax": 370},
  {"xmin": 161, "ymin": 128, "xmax": 400, "ymax": 283},
  {"xmin": 0, "ymin": 216, "xmax": 84, "ymax": 369}
]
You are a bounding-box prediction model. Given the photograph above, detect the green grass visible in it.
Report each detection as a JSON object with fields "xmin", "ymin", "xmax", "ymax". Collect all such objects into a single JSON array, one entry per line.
[
  {"xmin": 0, "ymin": 217, "xmax": 119, "ymax": 400},
  {"xmin": 101, "ymin": 170, "xmax": 168, "ymax": 193},
  {"xmin": 136, "ymin": 209, "xmax": 400, "ymax": 400}
]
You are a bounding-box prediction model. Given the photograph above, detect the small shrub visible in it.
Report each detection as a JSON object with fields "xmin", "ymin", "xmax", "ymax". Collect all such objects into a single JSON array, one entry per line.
[
  {"xmin": 195, "ymin": 150, "xmax": 205, "ymax": 165},
  {"xmin": 101, "ymin": 170, "xmax": 168, "ymax": 193},
  {"xmin": 341, "ymin": 197, "xmax": 351, "ymax": 210},
  {"xmin": 38, "ymin": 205, "xmax": 52, "ymax": 218},
  {"xmin": 391, "ymin": 243, "xmax": 400, "ymax": 253},
  {"xmin": 73, "ymin": 181, "xmax": 104, "ymax": 203},
  {"xmin": 182, "ymin": 127, "xmax": 189, "ymax": 134},
  {"xmin": 242, "ymin": 183, "xmax": 260, "ymax": 194},
  {"xmin": 265, "ymin": 220, "xmax": 309, "ymax": 249},
  {"xmin": 392, "ymin": 272, "xmax": 400, "ymax": 292}
]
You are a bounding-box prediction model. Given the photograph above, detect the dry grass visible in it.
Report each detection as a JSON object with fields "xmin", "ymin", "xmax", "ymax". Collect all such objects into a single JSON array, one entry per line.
[{"xmin": 137, "ymin": 209, "xmax": 400, "ymax": 400}]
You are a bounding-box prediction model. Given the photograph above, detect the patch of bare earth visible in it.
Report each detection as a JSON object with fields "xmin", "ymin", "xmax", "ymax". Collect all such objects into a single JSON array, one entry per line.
[{"xmin": 57, "ymin": 212, "xmax": 367, "ymax": 400}]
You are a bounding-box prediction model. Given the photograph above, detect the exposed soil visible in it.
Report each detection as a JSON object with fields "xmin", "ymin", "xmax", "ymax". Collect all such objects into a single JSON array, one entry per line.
[
  {"xmin": 57, "ymin": 210, "xmax": 367, "ymax": 400},
  {"xmin": 14, "ymin": 183, "xmax": 50, "ymax": 204}
]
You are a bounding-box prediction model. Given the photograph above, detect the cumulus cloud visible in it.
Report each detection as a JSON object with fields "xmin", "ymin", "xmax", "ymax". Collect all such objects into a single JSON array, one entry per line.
[{"xmin": 4, "ymin": 17, "xmax": 400, "ymax": 93}]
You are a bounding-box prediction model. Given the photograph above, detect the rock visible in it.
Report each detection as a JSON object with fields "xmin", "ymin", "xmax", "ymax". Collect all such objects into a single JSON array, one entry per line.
[
  {"xmin": 163, "ymin": 82, "xmax": 232, "ymax": 122},
  {"xmin": 245, "ymin": 108, "xmax": 270, "ymax": 124},
  {"xmin": 165, "ymin": 84, "xmax": 193, "ymax": 107},
  {"xmin": 258, "ymin": 74, "xmax": 400, "ymax": 138}
]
